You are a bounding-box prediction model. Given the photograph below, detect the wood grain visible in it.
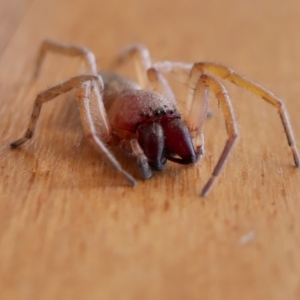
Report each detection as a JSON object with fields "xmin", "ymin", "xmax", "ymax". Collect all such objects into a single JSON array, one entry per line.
[{"xmin": 1, "ymin": 0, "xmax": 300, "ymax": 299}]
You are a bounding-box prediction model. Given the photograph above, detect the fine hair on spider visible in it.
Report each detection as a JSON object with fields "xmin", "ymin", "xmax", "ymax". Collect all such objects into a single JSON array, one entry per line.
[{"xmin": 10, "ymin": 40, "xmax": 300, "ymax": 196}]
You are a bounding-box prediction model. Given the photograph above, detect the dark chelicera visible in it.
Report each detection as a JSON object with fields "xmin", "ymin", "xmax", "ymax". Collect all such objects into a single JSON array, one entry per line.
[{"xmin": 137, "ymin": 109, "xmax": 198, "ymax": 171}]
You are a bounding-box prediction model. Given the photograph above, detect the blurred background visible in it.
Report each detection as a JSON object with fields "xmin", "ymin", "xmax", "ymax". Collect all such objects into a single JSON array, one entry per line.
[{"xmin": 1, "ymin": 0, "xmax": 300, "ymax": 299}]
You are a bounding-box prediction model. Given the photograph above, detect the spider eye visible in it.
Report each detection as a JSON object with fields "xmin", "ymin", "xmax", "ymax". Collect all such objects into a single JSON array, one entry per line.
[{"xmin": 137, "ymin": 122, "xmax": 166, "ymax": 170}]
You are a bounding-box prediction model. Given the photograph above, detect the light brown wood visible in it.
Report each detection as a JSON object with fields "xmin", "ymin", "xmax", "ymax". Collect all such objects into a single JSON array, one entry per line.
[{"xmin": 1, "ymin": 0, "xmax": 300, "ymax": 299}]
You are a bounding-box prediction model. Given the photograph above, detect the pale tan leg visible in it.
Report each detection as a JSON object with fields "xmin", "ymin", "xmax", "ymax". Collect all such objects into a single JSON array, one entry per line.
[
  {"xmin": 112, "ymin": 44, "xmax": 176, "ymax": 102},
  {"xmin": 154, "ymin": 60, "xmax": 300, "ymax": 167},
  {"xmin": 186, "ymin": 77, "xmax": 210, "ymax": 160},
  {"xmin": 77, "ymin": 81, "xmax": 136, "ymax": 186},
  {"xmin": 33, "ymin": 39, "xmax": 98, "ymax": 79},
  {"xmin": 130, "ymin": 139, "xmax": 153, "ymax": 179},
  {"xmin": 152, "ymin": 61, "xmax": 192, "ymax": 111},
  {"xmin": 146, "ymin": 67, "xmax": 176, "ymax": 105},
  {"xmin": 112, "ymin": 43, "xmax": 152, "ymax": 88},
  {"xmin": 10, "ymin": 74, "xmax": 136, "ymax": 186},
  {"xmin": 197, "ymin": 74, "xmax": 238, "ymax": 196},
  {"xmin": 10, "ymin": 75, "xmax": 102, "ymax": 147}
]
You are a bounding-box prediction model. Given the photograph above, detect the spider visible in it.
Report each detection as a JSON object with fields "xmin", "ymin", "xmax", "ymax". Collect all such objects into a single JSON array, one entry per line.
[{"xmin": 10, "ymin": 40, "xmax": 300, "ymax": 196}]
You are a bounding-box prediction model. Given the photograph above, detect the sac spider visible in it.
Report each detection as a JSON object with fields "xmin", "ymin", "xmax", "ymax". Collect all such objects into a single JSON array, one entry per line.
[{"xmin": 10, "ymin": 40, "xmax": 300, "ymax": 196}]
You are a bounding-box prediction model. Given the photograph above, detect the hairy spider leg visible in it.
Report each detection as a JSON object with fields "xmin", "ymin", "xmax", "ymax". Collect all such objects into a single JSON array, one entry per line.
[
  {"xmin": 154, "ymin": 60, "xmax": 300, "ymax": 168},
  {"xmin": 10, "ymin": 74, "xmax": 136, "ymax": 186},
  {"xmin": 33, "ymin": 39, "xmax": 98, "ymax": 79},
  {"xmin": 113, "ymin": 44, "xmax": 176, "ymax": 102},
  {"xmin": 130, "ymin": 139, "xmax": 153, "ymax": 179},
  {"xmin": 148, "ymin": 66, "xmax": 238, "ymax": 195},
  {"xmin": 112, "ymin": 43, "xmax": 152, "ymax": 89},
  {"xmin": 196, "ymin": 74, "xmax": 238, "ymax": 196}
]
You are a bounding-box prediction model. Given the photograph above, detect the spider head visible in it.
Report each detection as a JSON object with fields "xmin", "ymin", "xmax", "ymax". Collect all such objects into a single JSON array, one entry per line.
[{"xmin": 137, "ymin": 117, "xmax": 197, "ymax": 170}]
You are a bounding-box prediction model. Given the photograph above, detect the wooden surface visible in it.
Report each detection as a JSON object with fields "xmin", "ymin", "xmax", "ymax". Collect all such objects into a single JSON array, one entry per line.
[{"xmin": 1, "ymin": 0, "xmax": 300, "ymax": 299}]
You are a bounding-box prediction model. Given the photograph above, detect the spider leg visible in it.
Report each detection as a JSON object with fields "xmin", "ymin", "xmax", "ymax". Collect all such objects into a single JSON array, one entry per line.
[
  {"xmin": 10, "ymin": 74, "xmax": 136, "ymax": 186},
  {"xmin": 78, "ymin": 81, "xmax": 136, "ymax": 186},
  {"xmin": 111, "ymin": 43, "xmax": 152, "ymax": 89},
  {"xmin": 186, "ymin": 76, "xmax": 210, "ymax": 159},
  {"xmin": 10, "ymin": 75, "xmax": 101, "ymax": 148},
  {"xmin": 130, "ymin": 139, "xmax": 153, "ymax": 179},
  {"xmin": 164, "ymin": 73, "xmax": 237, "ymax": 195},
  {"xmin": 146, "ymin": 67, "xmax": 176, "ymax": 104},
  {"xmin": 113, "ymin": 44, "xmax": 177, "ymax": 101},
  {"xmin": 33, "ymin": 39, "xmax": 98, "ymax": 79},
  {"xmin": 154, "ymin": 60, "xmax": 300, "ymax": 167},
  {"xmin": 197, "ymin": 74, "xmax": 238, "ymax": 196}
]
